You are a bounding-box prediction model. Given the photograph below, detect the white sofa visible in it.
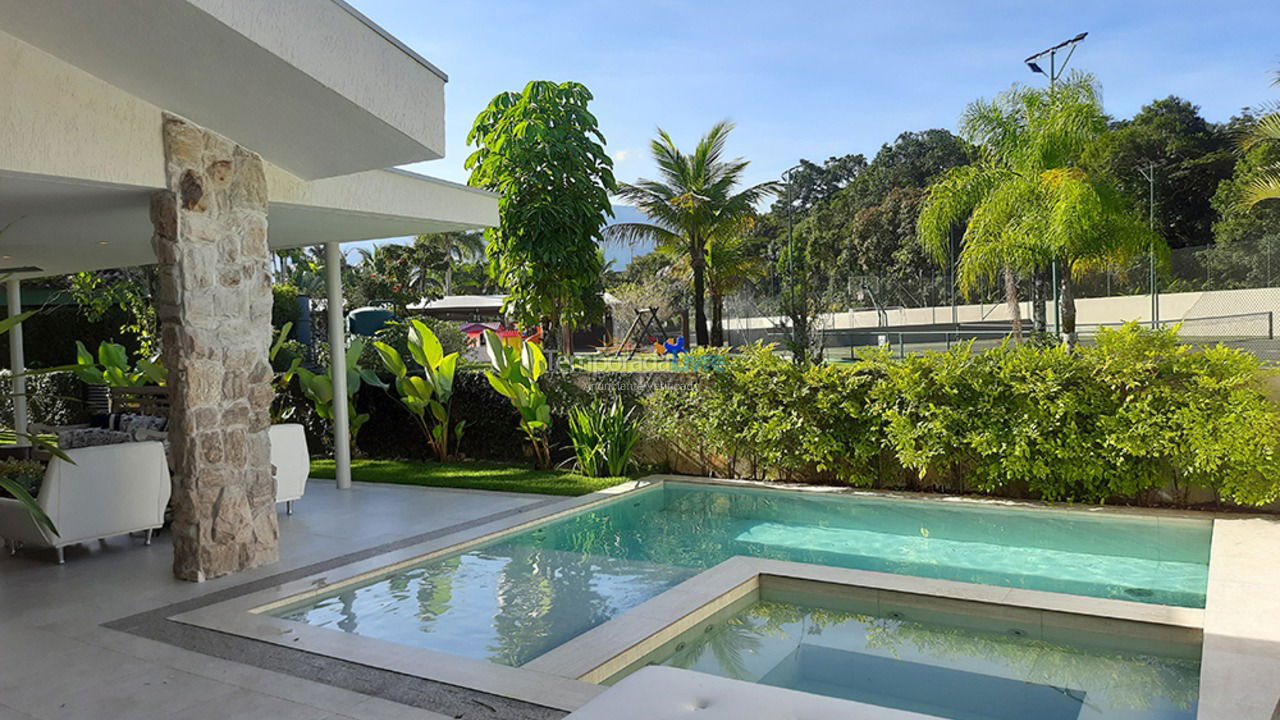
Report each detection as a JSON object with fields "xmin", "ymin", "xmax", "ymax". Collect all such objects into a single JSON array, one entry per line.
[
  {"xmin": 269, "ymin": 423, "xmax": 309, "ymax": 514},
  {"xmin": 0, "ymin": 441, "xmax": 170, "ymax": 564}
]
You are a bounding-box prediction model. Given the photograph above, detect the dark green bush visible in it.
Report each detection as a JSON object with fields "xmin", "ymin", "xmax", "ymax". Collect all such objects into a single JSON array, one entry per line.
[
  {"xmin": 272, "ymin": 284, "xmax": 302, "ymax": 329},
  {"xmin": 645, "ymin": 325, "xmax": 1280, "ymax": 506}
]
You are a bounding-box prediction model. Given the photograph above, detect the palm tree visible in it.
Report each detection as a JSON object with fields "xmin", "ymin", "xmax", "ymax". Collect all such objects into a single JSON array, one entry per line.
[
  {"xmin": 606, "ymin": 121, "xmax": 778, "ymax": 346},
  {"xmin": 918, "ymin": 73, "xmax": 1160, "ymax": 346},
  {"xmin": 417, "ymin": 231, "xmax": 486, "ymax": 295},
  {"xmin": 1240, "ymin": 70, "xmax": 1280, "ymax": 209},
  {"xmin": 671, "ymin": 232, "xmax": 767, "ymax": 346}
]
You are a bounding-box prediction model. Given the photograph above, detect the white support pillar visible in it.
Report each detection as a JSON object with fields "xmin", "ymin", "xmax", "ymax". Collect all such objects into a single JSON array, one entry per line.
[
  {"xmin": 7, "ymin": 279, "xmax": 28, "ymax": 446},
  {"xmin": 325, "ymin": 241, "xmax": 351, "ymax": 490}
]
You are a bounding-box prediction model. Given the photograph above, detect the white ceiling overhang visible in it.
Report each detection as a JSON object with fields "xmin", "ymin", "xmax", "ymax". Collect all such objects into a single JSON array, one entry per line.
[
  {"xmin": 0, "ymin": 168, "xmax": 498, "ymax": 278},
  {"xmin": 0, "ymin": 0, "xmax": 446, "ymax": 180}
]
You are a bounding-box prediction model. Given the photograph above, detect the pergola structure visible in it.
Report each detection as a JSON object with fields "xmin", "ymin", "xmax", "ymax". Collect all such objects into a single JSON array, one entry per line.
[{"xmin": 0, "ymin": 0, "xmax": 497, "ymax": 580}]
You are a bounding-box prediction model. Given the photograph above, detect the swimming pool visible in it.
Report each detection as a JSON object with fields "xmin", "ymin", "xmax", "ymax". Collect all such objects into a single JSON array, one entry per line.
[
  {"xmin": 647, "ymin": 584, "xmax": 1201, "ymax": 719},
  {"xmin": 270, "ymin": 482, "xmax": 1211, "ymax": 667}
]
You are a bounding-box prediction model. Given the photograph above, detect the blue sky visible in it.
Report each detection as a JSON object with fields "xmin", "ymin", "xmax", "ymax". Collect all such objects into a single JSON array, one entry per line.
[{"xmin": 352, "ymin": 0, "xmax": 1279, "ymax": 195}]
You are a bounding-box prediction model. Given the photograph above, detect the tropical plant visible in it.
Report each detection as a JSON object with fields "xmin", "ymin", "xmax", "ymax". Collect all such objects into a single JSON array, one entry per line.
[
  {"xmin": 295, "ymin": 338, "xmax": 382, "ymax": 451},
  {"xmin": 1238, "ymin": 69, "xmax": 1280, "ymax": 209},
  {"xmin": 466, "ymin": 80, "xmax": 616, "ymax": 355},
  {"xmin": 566, "ymin": 399, "xmax": 640, "ymax": 477},
  {"xmin": 918, "ymin": 73, "xmax": 1160, "ymax": 346},
  {"xmin": 269, "ymin": 322, "xmax": 302, "ymax": 424},
  {"xmin": 69, "ymin": 268, "xmax": 159, "ymax": 355},
  {"xmin": 72, "ymin": 341, "xmax": 167, "ymax": 387},
  {"xmin": 687, "ymin": 233, "xmax": 767, "ymax": 346},
  {"xmin": 0, "ymin": 458, "xmax": 51, "ymax": 537},
  {"xmin": 483, "ymin": 329, "xmax": 552, "ymax": 468},
  {"xmin": 419, "ymin": 231, "xmax": 486, "ymax": 295},
  {"xmin": 607, "ymin": 121, "xmax": 779, "ymax": 347},
  {"xmin": 373, "ymin": 319, "xmax": 465, "ymax": 461}
]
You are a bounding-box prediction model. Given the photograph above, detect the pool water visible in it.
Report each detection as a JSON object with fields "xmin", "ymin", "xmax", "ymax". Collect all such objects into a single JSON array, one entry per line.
[
  {"xmin": 656, "ymin": 587, "xmax": 1201, "ymax": 719},
  {"xmin": 270, "ymin": 483, "xmax": 1211, "ymax": 666}
]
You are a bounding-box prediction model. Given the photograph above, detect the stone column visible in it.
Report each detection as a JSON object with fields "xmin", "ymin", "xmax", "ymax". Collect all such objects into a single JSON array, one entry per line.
[{"xmin": 151, "ymin": 112, "xmax": 278, "ymax": 582}]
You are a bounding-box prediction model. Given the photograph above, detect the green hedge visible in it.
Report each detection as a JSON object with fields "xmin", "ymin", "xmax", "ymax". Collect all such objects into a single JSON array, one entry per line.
[{"xmin": 644, "ymin": 325, "xmax": 1280, "ymax": 506}]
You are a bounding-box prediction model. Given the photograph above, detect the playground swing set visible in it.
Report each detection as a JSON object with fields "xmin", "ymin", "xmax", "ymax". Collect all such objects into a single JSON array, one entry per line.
[{"xmin": 602, "ymin": 307, "xmax": 687, "ymax": 360}]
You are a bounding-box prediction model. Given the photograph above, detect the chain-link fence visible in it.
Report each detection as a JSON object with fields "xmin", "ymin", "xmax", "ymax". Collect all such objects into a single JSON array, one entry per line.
[{"xmin": 720, "ymin": 239, "xmax": 1280, "ymax": 362}]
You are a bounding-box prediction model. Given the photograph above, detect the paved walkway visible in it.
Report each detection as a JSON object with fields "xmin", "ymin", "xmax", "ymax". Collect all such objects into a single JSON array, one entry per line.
[{"xmin": 0, "ymin": 480, "xmax": 546, "ymax": 720}]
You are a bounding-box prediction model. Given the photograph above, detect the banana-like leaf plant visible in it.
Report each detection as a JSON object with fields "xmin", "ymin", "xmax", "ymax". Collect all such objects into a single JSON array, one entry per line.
[
  {"xmin": 73, "ymin": 340, "xmax": 167, "ymax": 387},
  {"xmin": 295, "ymin": 338, "xmax": 382, "ymax": 450},
  {"xmin": 373, "ymin": 319, "xmax": 464, "ymax": 461},
  {"xmin": 269, "ymin": 322, "xmax": 302, "ymax": 423},
  {"xmin": 483, "ymin": 328, "xmax": 552, "ymax": 468}
]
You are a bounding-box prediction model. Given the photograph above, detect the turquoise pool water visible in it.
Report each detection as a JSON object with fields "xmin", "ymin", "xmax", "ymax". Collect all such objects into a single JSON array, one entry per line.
[
  {"xmin": 271, "ymin": 483, "xmax": 1211, "ymax": 666},
  {"xmin": 657, "ymin": 586, "xmax": 1200, "ymax": 719}
]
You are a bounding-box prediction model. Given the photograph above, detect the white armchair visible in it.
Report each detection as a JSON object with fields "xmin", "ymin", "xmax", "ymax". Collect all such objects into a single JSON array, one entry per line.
[
  {"xmin": 0, "ymin": 441, "xmax": 170, "ymax": 564},
  {"xmin": 269, "ymin": 424, "xmax": 309, "ymax": 514}
]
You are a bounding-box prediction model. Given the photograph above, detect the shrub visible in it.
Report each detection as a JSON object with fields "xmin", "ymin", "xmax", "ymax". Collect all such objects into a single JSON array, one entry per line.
[
  {"xmin": 272, "ymin": 284, "xmax": 302, "ymax": 329},
  {"xmin": 643, "ymin": 325, "xmax": 1280, "ymax": 506},
  {"xmin": 567, "ymin": 399, "xmax": 640, "ymax": 477}
]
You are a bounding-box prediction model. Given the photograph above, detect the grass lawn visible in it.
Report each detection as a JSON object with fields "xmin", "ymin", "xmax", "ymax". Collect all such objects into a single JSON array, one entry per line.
[{"xmin": 309, "ymin": 458, "xmax": 630, "ymax": 496}]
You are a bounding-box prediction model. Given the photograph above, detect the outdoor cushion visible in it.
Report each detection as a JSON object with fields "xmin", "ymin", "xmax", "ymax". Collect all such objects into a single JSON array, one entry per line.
[
  {"xmin": 118, "ymin": 413, "xmax": 167, "ymax": 433},
  {"xmin": 56, "ymin": 428, "xmax": 135, "ymax": 449}
]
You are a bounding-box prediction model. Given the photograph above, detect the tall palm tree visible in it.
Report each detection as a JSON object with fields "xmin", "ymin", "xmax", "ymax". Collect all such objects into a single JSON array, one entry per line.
[
  {"xmin": 918, "ymin": 73, "xmax": 1160, "ymax": 346},
  {"xmin": 1240, "ymin": 70, "xmax": 1280, "ymax": 209},
  {"xmin": 606, "ymin": 121, "xmax": 778, "ymax": 346},
  {"xmin": 416, "ymin": 231, "xmax": 486, "ymax": 295},
  {"xmin": 669, "ymin": 231, "xmax": 767, "ymax": 346}
]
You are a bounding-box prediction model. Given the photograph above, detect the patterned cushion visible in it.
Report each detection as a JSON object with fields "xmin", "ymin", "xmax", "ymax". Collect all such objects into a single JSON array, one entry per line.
[
  {"xmin": 118, "ymin": 414, "xmax": 167, "ymax": 433},
  {"xmin": 56, "ymin": 428, "xmax": 135, "ymax": 450}
]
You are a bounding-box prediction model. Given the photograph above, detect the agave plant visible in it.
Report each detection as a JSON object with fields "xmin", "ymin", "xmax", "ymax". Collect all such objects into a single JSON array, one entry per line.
[{"xmin": 373, "ymin": 319, "xmax": 465, "ymax": 461}]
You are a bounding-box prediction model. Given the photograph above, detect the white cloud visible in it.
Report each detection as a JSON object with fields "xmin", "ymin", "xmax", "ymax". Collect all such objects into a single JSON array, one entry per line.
[{"xmin": 612, "ymin": 149, "xmax": 632, "ymax": 163}]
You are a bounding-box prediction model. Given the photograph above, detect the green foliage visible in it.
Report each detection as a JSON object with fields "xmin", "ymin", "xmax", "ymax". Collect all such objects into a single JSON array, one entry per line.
[
  {"xmin": 483, "ymin": 329, "xmax": 552, "ymax": 468},
  {"xmin": 645, "ymin": 325, "xmax": 1280, "ymax": 506},
  {"xmin": 0, "ymin": 458, "xmax": 46, "ymax": 498},
  {"xmin": 1236, "ymin": 70, "xmax": 1280, "ymax": 209},
  {"xmin": 269, "ymin": 323, "xmax": 302, "ymax": 423},
  {"xmin": 608, "ymin": 121, "xmax": 779, "ymax": 346},
  {"xmin": 1087, "ymin": 96, "xmax": 1233, "ymax": 249},
  {"xmin": 918, "ymin": 73, "xmax": 1161, "ymax": 342},
  {"xmin": 566, "ymin": 399, "xmax": 640, "ymax": 477},
  {"xmin": 368, "ymin": 318, "xmax": 469, "ymax": 366},
  {"xmin": 373, "ymin": 319, "xmax": 465, "ymax": 461},
  {"xmin": 72, "ymin": 340, "xmax": 167, "ymax": 387},
  {"xmin": 69, "ymin": 269, "xmax": 159, "ymax": 354},
  {"xmin": 271, "ymin": 284, "xmax": 302, "ymax": 329},
  {"xmin": 467, "ymin": 80, "xmax": 615, "ymax": 343},
  {"xmin": 307, "ymin": 458, "xmax": 626, "ymax": 497},
  {"xmin": 295, "ymin": 338, "xmax": 382, "ymax": 450}
]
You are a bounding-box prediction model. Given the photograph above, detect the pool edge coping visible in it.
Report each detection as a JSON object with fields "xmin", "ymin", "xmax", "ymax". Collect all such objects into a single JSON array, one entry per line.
[{"xmin": 170, "ymin": 474, "xmax": 1226, "ymax": 714}]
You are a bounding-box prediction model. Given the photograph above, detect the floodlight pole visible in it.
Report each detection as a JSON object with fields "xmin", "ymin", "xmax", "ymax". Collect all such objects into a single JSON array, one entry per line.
[
  {"xmin": 1025, "ymin": 32, "xmax": 1087, "ymax": 339},
  {"xmin": 783, "ymin": 164, "xmax": 803, "ymax": 359},
  {"xmin": 1138, "ymin": 161, "xmax": 1160, "ymax": 328}
]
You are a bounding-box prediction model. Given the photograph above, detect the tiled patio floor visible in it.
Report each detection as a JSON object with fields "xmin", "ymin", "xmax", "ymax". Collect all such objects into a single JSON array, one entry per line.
[{"xmin": 0, "ymin": 480, "xmax": 549, "ymax": 720}]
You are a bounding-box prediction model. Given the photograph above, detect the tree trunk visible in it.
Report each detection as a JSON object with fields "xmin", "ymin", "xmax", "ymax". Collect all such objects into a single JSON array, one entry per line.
[
  {"xmin": 1003, "ymin": 265, "xmax": 1022, "ymax": 342},
  {"xmin": 561, "ymin": 323, "xmax": 573, "ymax": 358},
  {"xmin": 1031, "ymin": 271, "xmax": 1047, "ymax": 333},
  {"xmin": 1059, "ymin": 264, "xmax": 1077, "ymax": 348},
  {"xmin": 679, "ymin": 310, "xmax": 690, "ymax": 343},
  {"xmin": 691, "ymin": 235, "xmax": 709, "ymax": 346},
  {"xmin": 709, "ymin": 292, "xmax": 724, "ymax": 346}
]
